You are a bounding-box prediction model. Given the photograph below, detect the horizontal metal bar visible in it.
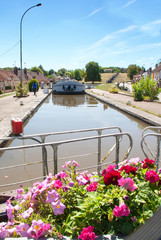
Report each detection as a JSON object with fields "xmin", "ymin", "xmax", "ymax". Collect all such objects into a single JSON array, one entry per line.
[
  {"xmin": 0, "ymin": 126, "xmax": 122, "ymax": 141},
  {"xmin": 0, "ymin": 132, "xmax": 131, "ymax": 152}
]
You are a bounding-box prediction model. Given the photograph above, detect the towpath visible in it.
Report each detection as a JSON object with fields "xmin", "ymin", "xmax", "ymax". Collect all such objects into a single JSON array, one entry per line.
[
  {"xmin": 86, "ymin": 89, "xmax": 161, "ymax": 126},
  {"xmin": 0, "ymin": 89, "xmax": 51, "ymax": 144}
]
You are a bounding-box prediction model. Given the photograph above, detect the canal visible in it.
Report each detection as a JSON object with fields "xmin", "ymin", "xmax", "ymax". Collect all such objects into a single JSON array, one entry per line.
[{"xmin": 0, "ymin": 93, "xmax": 155, "ymax": 191}]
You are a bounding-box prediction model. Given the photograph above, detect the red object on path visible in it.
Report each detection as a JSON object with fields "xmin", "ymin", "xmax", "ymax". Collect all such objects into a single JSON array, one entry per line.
[{"xmin": 11, "ymin": 118, "xmax": 23, "ymax": 135}]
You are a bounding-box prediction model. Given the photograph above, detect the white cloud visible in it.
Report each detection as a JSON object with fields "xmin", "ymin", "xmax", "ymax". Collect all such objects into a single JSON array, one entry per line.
[
  {"xmin": 140, "ymin": 19, "xmax": 161, "ymax": 36},
  {"xmin": 120, "ymin": 0, "xmax": 136, "ymax": 9},
  {"xmin": 89, "ymin": 25, "xmax": 137, "ymax": 50},
  {"xmin": 84, "ymin": 8, "xmax": 103, "ymax": 18}
]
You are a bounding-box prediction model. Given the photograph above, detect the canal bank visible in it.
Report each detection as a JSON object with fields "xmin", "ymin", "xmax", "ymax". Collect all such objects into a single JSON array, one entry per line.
[
  {"xmin": 86, "ymin": 89, "xmax": 161, "ymax": 126},
  {"xmin": 1, "ymin": 88, "xmax": 161, "ymax": 145},
  {"xmin": 0, "ymin": 89, "xmax": 52, "ymax": 146}
]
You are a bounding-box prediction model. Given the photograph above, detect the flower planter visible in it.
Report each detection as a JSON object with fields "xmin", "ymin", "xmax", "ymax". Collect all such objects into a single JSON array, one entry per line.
[
  {"xmin": 1, "ymin": 158, "xmax": 161, "ymax": 240},
  {"xmin": 4, "ymin": 234, "xmax": 125, "ymax": 240}
]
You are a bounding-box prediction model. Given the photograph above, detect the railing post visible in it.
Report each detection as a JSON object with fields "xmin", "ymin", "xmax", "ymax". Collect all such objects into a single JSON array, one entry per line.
[
  {"xmin": 97, "ymin": 130, "xmax": 102, "ymax": 175},
  {"xmin": 41, "ymin": 136, "xmax": 48, "ymax": 178},
  {"xmin": 53, "ymin": 145, "xmax": 58, "ymax": 175},
  {"xmin": 115, "ymin": 135, "xmax": 120, "ymax": 168},
  {"xmin": 156, "ymin": 135, "xmax": 160, "ymax": 171}
]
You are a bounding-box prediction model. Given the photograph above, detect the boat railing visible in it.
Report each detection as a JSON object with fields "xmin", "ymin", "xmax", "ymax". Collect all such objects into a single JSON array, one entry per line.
[
  {"xmin": 141, "ymin": 126, "xmax": 161, "ymax": 170},
  {"xmin": 0, "ymin": 127, "xmax": 133, "ymax": 190}
]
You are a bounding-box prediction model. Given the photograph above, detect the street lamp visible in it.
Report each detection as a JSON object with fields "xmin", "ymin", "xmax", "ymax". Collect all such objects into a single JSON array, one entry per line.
[{"xmin": 20, "ymin": 3, "xmax": 42, "ymax": 87}]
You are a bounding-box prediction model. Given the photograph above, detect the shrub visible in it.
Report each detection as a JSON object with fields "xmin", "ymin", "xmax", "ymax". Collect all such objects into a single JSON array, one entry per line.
[
  {"xmin": 16, "ymin": 83, "xmax": 28, "ymax": 97},
  {"xmin": 132, "ymin": 82, "xmax": 144, "ymax": 101},
  {"xmin": 109, "ymin": 86, "xmax": 118, "ymax": 93},
  {"xmin": 5, "ymin": 85, "xmax": 11, "ymax": 90},
  {"xmin": 132, "ymin": 75, "xmax": 160, "ymax": 101},
  {"xmin": 28, "ymin": 79, "xmax": 39, "ymax": 92}
]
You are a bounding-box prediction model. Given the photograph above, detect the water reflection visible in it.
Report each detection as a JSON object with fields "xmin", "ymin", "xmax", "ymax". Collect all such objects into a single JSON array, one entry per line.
[{"xmin": 52, "ymin": 94, "xmax": 85, "ymax": 107}]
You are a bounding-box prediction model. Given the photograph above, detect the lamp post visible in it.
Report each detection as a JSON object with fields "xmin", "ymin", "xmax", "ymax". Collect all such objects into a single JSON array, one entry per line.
[{"xmin": 20, "ymin": 3, "xmax": 42, "ymax": 87}]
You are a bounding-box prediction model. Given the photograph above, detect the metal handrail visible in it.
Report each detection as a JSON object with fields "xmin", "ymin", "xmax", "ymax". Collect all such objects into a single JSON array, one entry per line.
[
  {"xmin": 0, "ymin": 126, "xmax": 122, "ymax": 142},
  {"xmin": 141, "ymin": 132, "xmax": 161, "ymax": 170},
  {"xmin": 141, "ymin": 126, "xmax": 161, "ymax": 160},
  {"xmin": 0, "ymin": 130, "xmax": 133, "ymax": 189}
]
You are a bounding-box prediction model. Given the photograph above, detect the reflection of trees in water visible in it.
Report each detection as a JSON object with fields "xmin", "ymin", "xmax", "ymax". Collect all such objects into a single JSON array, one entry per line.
[
  {"xmin": 85, "ymin": 95, "xmax": 98, "ymax": 105},
  {"xmin": 52, "ymin": 94, "xmax": 85, "ymax": 107}
]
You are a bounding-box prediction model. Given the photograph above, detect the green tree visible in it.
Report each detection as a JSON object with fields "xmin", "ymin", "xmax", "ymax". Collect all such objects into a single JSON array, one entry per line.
[
  {"xmin": 127, "ymin": 64, "xmax": 141, "ymax": 80},
  {"xmin": 30, "ymin": 66, "xmax": 43, "ymax": 75},
  {"xmin": 85, "ymin": 61, "xmax": 101, "ymax": 83},
  {"xmin": 66, "ymin": 70, "xmax": 74, "ymax": 79},
  {"xmin": 48, "ymin": 69, "xmax": 54, "ymax": 75},
  {"xmin": 57, "ymin": 68, "xmax": 67, "ymax": 76},
  {"xmin": 74, "ymin": 69, "xmax": 83, "ymax": 81}
]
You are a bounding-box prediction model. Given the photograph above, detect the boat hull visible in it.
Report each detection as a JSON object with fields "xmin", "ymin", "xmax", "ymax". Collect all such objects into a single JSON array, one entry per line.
[{"xmin": 53, "ymin": 80, "xmax": 85, "ymax": 95}]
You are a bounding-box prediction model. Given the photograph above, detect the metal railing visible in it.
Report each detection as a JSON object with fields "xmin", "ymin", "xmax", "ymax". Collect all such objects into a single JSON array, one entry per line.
[
  {"xmin": 141, "ymin": 126, "xmax": 161, "ymax": 170},
  {"xmin": 0, "ymin": 127, "xmax": 133, "ymax": 189}
]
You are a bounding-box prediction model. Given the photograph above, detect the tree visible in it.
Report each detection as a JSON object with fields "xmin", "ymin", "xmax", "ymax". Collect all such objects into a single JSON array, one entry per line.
[
  {"xmin": 57, "ymin": 68, "xmax": 67, "ymax": 76},
  {"xmin": 66, "ymin": 70, "xmax": 74, "ymax": 79},
  {"xmin": 30, "ymin": 66, "xmax": 43, "ymax": 75},
  {"xmin": 74, "ymin": 69, "xmax": 83, "ymax": 81},
  {"xmin": 48, "ymin": 69, "xmax": 54, "ymax": 75},
  {"xmin": 85, "ymin": 61, "xmax": 101, "ymax": 83},
  {"xmin": 127, "ymin": 64, "xmax": 141, "ymax": 80}
]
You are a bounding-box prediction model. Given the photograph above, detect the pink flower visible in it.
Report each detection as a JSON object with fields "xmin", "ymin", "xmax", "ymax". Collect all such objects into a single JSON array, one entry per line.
[
  {"xmin": 21, "ymin": 207, "xmax": 33, "ymax": 219},
  {"xmin": 145, "ymin": 170, "xmax": 159, "ymax": 183},
  {"xmin": 16, "ymin": 223, "xmax": 30, "ymax": 237},
  {"xmin": 113, "ymin": 204, "xmax": 130, "ymax": 217},
  {"xmin": 52, "ymin": 180, "xmax": 63, "ymax": 189},
  {"xmin": 16, "ymin": 189, "xmax": 24, "ymax": 199},
  {"xmin": 87, "ymin": 182, "xmax": 98, "ymax": 192},
  {"xmin": 76, "ymin": 175, "xmax": 88, "ymax": 185},
  {"xmin": 118, "ymin": 177, "xmax": 136, "ymax": 191},
  {"xmin": 27, "ymin": 220, "xmax": 51, "ymax": 239},
  {"xmin": 51, "ymin": 200, "xmax": 66, "ymax": 215},
  {"xmin": 46, "ymin": 190, "xmax": 59, "ymax": 203},
  {"xmin": 23, "ymin": 191, "xmax": 32, "ymax": 201},
  {"xmin": 0, "ymin": 222, "xmax": 9, "ymax": 239},
  {"xmin": 6, "ymin": 203, "xmax": 19, "ymax": 220},
  {"xmin": 78, "ymin": 226, "xmax": 97, "ymax": 240},
  {"xmin": 55, "ymin": 171, "xmax": 68, "ymax": 179},
  {"xmin": 62, "ymin": 161, "xmax": 71, "ymax": 168},
  {"xmin": 72, "ymin": 160, "xmax": 80, "ymax": 167},
  {"xmin": 128, "ymin": 157, "xmax": 140, "ymax": 166}
]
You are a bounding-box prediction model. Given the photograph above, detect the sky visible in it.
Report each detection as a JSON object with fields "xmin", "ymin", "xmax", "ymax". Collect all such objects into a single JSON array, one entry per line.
[{"xmin": 0, "ymin": 0, "xmax": 161, "ymax": 72}]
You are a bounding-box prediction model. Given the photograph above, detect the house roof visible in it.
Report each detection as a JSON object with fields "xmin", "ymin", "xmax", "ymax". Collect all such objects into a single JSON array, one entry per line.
[
  {"xmin": 0, "ymin": 69, "xmax": 50, "ymax": 83},
  {"xmin": 152, "ymin": 64, "xmax": 161, "ymax": 73},
  {"xmin": 0, "ymin": 70, "xmax": 19, "ymax": 81}
]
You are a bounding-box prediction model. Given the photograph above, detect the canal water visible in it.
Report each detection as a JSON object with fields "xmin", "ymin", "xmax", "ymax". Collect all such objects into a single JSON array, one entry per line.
[{"xmin": 0, "ymin": 93, "xmax": 156, "ymax": 191}]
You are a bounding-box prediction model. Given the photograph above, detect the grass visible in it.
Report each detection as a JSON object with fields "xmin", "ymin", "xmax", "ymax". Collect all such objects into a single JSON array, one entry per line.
[
  {"xmin": 114, "ymin": 73, "xmax": 130, "ymax": 83},
  {"xmin": 95, "ymin": 83, "xmax": 115, "ymax": 91},
  {"xmin": 100, "ymin": 73, "xmax": 116, "ymax": 84},
  {"xmin": 100, "ymin": 73, "xmax": 130, "ymax": 84},
  {"xmin": 0, "ymin": 92, "xmax": 15, "ymax": 98}
]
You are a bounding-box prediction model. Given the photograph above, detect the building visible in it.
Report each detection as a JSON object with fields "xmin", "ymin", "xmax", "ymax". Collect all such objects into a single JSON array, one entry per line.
[
  {"xmin": 0, "ymin": 69, "xmax": 52, "ymax": 92},
  {"xmin": 151, "ymin": 64, "xmax": 161, "ymax": 87}
]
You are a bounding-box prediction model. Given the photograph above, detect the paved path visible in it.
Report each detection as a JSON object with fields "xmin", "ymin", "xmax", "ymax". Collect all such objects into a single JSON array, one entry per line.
[
  {"xmin": 0, "ymin": 89, "xmax": 51, "ymax": 144},
  {"xmin": 86, "ymin": 89, "xmax": 161, "ymax": 126}
]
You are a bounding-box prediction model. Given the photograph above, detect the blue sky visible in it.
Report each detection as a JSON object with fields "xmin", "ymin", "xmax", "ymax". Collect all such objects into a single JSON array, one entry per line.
[{"xmin": 0, "ymin": 0, "xmax": 161, "ymax": 71}]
